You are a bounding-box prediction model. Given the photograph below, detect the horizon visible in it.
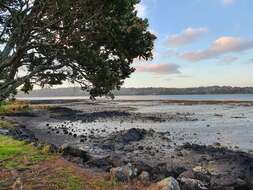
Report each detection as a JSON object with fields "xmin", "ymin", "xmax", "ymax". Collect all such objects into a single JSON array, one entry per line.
[{"xmin": 34, "ymin": 85, "xmax": 253, "ymax": 90}]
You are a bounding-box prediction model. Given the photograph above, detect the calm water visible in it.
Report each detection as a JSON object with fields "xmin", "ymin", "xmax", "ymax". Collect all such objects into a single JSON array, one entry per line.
[{"xmin": 18, "ymin": 94, "xmax": 253, "ymax": 101}]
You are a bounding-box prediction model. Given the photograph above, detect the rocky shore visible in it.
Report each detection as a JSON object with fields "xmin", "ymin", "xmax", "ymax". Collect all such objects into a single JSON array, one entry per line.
[{"xmin": 2, "ymin": 99, "xmax": 253, "ymax": 190}]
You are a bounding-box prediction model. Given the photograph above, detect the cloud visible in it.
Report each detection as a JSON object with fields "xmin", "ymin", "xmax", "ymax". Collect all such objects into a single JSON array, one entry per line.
[
  {"xmin": 166, "ymin": 49, "xmax": 179, "ymax": 57},
  {"xmin": 135, "ymin": 3, "xmax": 147, "ymax": 18},
  {"xmin": 167, "ymin": 27, "xmax": 208, "ymax": 47},
  {"xmin": 247, "ymin": 58, "xmax": 253, "ymax": 64},
  {"xmin": 181, "ymin": 37, "xmax": 253, "ymax": 62},
  {"xmin": 135, "ymin": 63, "xmax": 181, "ymax": 74},
  {"xmin": 222, "ymin": 0, "xmax": 235, "ymax": 5},
  {"xmin": 218, "ymin": 56, "xmax": 238, "ymax": 64}
]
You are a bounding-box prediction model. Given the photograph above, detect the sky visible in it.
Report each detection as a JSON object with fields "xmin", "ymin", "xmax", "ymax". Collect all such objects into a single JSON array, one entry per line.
[{"xmin": 123, "ymin": 0, "xmax": 253, "ymax": 88}]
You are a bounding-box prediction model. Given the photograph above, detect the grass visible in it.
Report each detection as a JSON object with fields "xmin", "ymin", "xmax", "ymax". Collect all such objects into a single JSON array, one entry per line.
[
  {"xmin": 51, "ymin": 169, "xmax": 85, "ymax": 190},
  {"xmin": 0, "ymin": 100, "xmax": 31, "ymax": 114},
  {"xmin": 0, "ymin": 120, "xmax": 13, "ymax": 129},
  {"xmin": 0, "ymin": 135, "xmax": 127, "ymax": 190},
  {"xmin": 0, "ymin": 100, "xmax": 49, "ymax": 114},
  {"xmin": 0, "ymin": 135, "xmax": 52, "ymax": 169},
  {"xmin": 51, "ymin": 168, "xmax": 120, "ymax": 190}
]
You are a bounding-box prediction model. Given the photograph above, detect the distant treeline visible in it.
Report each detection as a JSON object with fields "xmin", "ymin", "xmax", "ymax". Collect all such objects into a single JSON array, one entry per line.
[{"xmin": 17, "ymin": 86, "xmax": 253, "ymax": 97}]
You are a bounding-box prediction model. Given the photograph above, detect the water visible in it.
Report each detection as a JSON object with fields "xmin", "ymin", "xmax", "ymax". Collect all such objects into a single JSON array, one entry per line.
[
  {"xmin": 35, "ymin": 95, "xmax": 253, "ymax": 152},
  {"xmin": 18, "ymin": 94, "xmax": 253, "ymax": 101},
  {"xmin": 17, "ymin": 94, "xmax": 253, "ymax": 152}
]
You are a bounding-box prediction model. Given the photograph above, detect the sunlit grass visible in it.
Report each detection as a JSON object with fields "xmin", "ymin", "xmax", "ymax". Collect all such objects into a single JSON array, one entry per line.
[
  {"xmin": 0, "ymin": 100, "xmax": 50, "ymax": 114},
  {"xmin": 0, "ymin": 120, "xmax": 13, "ymax": 129},
  {"xmin": 0, "ymin": 135, "xmax": 52, "ymax": 169}
]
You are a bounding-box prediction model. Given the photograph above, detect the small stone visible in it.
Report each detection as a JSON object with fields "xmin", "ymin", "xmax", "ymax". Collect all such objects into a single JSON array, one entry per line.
[
  {"xmin": 138, "ymin": 171, "xmax": 150, "ymax": 182},
  {"xmin": 149, "ymin": 177, "xmax": 181, "ymax": 190},
  {"xmin": 178, "ymin": 177, "xmax": 208, "ymax": 190},
  {"xmin": 110, "ymin": 163, "xmax": 138, "ymax": 182},
  {"xmin": 213, "ymin": 142, "xmax": 221, "ymax": 147}
]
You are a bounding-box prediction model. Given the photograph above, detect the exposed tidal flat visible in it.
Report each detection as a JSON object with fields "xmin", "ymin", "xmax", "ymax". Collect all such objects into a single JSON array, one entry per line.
[{"xmin": 3, "ymin": 95, "xmax": 253, "ymax": 189}]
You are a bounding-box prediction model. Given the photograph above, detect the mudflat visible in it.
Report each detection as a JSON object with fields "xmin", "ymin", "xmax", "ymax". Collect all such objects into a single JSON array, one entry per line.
[{"xmin": 3, "ymin": 99, "xmax": 253, "ymax": 189}]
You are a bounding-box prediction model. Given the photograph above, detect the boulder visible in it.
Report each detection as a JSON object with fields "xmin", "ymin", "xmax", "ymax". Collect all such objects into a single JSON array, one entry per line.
[
  {"xmin": 121, "ymin": 128, "xmax": 146, "ymax": 144},
  {"xmin": 178, "ymin": 177, "xmax": 208, "ymax": 190},
  {"xmin": 61, "ymin": 144, "xmax": 90, "ymax": 161},
  {"xmin": 149, "ymin": 177, "xmax": 181, "ymax": 190},
  {"xmin": 86, "ymin": 156, "xmax": 111, "ymax": 170},
  {"xmin": 110, "ymin": 163, "xmax": 138, "ymax": 182},
  {"xmin": 192, "ymin": 166, "xmax": 211, "ymax": 183},
  {"xmin": 138, "ymin": 171, "xmax": 150, "ymax": 182}
]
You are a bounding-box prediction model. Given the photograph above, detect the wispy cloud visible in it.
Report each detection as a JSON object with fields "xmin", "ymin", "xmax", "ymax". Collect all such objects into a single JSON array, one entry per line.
[
  {"xmin": 167, "ymin": 27, "xmax": 208, "ymax": 47},
  {"xmin": 181, "ymin": 37, "xmax": 253, "ymax": 62},
  {"xmin": 222, "ymin": 0, "xmax": 235, "ymax": 5},
  {"xmin": 247, "ymin": 58, "xmax": 253, "ymax": 64},
  {"xmin": 218, "ymin": 56, "xmax": 238, "ymax": 64},
  {"xmin": 135, "ymin": 63, "xmax": 181, "ymax": 74}
]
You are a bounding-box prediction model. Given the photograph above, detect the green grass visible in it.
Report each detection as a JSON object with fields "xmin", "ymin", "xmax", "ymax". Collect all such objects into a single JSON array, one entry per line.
[
  {"xmin": 54, "ymin": 169, "xmax": 84, "ymax": 190},
  {"xmin": 0, "ymin": 120, "xmax": 13, "ymax": 129},
  {"xmin": 53, "ymin": 169, "xmax": 118, "ymax": 190},
  {"xmin": 0, "ymin": 135, "xmax": 51, "ymax": 169}
]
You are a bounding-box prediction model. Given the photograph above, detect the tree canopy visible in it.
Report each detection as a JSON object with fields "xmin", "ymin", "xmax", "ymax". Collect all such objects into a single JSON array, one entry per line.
[{"xmin": 0, "ymin": 0, "xmax": 155, "ymax": 100}]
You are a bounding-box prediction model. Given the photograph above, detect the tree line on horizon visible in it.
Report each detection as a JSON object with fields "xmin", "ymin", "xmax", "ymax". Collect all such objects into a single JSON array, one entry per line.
[{"xmin": 17, "ymin": 86, "xmax": 253, "ymax": 97}]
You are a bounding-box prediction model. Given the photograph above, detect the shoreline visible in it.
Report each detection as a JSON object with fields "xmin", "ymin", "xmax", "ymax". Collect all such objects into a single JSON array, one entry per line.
[
  {"xmin": 17, "ymin": 98, "xmax": 253, "ymax": 105},
  {"xmin": 1, "ymin": 99, "xmax": 253, "ymax": 189}
]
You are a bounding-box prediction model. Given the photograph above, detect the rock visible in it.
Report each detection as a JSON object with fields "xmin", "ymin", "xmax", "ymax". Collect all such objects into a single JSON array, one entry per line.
[
  {"xmin": 110, "ymin": 163, "xmax": 138, "ymax": 182},
  {"xmin": 178, "ymin": 170, "xmax": 195, "ymax": 179},
  {"xmin": 86, "ymin": 156, "xmax": 111, "ymax": 170},
  {"xmin": 149, "ymin": 177, "xmax": 181, "ymax": 190},
  {"xmin": 178, "ymin": 167, "xmax": 211, "ymax": 186},
  {"xmin": 0, "ymin": 128, "xmax": 9, "ymax": 135},
  {"xmin": 211, "ymin": 176, "xmax": 249, "ymax": 190},
  {"xmin": 213, "ymin": 142, "xmax": 221, "ymax": 147},
  {"xmin": 178, "ymin": 177, "xmax": 208, "ymax": 190},
  {"xmin": 121, "ymin": 128, "xmax": 146, "ymax": 144},
  {"xmin": 192, "ymin": 166, "xmax": 211, "ymax": 183},
  {"xmin": 138, "ymin": 171, "xmax": 150, "ymax": 182},
  {"xmin": 61, "ymin": 144, "xmax": 90, "ymax": 161},
  {"xmin": 234, "ymin": 178, "xmax": 248, "ymax": 189},
  {"xmin": 134, "ymin": 160, "xmax": 153, "ymax": 174}
]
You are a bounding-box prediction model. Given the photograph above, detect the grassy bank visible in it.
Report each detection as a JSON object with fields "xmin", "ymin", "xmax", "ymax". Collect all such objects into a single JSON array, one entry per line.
[{"xmin": 0, "ymin": 100, "xmax": 49, "ymax": 114}]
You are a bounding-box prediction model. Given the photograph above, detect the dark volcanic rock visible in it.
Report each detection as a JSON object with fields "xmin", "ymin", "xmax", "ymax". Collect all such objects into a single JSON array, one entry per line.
[
  {"xmin": 99, "ymin": 128, "xmax": 150, "ymax": 151},
  {"xmin": 178, "ymin": 177, "xmax": 208, "ymax": 190},
  {"xmin": 120, "ymin": 128, "xmax": 146, "ymax": 144},
  {"xmin": 8, "ymin": 125, "xmax": 37, "ymax": 142},
  {"xmin": 61, "ymin": 144, "xmax": 90, "ymax": 161}
]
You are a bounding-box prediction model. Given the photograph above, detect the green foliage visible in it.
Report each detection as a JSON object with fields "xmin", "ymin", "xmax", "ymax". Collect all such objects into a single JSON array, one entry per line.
[
  {"xmin": 0, "ymin": 120, "xmax": 12, "ymax": 129},
  {"xmin": 53, "ymin": 168, "xmax": 118, "ymax": 190},
  {"xmin": 0, "ymin": 135, "xmax": 51, "ymax": 169},
  {"xmin": 54, "ymin": 170, "xmax": 84, "ymax": 190},
  {"xmin": 0, "ymin": 0, "xmax": 156, "ymax": 100}
]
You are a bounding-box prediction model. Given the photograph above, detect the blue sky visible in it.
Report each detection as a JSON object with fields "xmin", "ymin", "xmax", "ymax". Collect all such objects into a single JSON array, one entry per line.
[{"xmin": 124, "ymin": 0, "xmax": 253, "ymax": 88}]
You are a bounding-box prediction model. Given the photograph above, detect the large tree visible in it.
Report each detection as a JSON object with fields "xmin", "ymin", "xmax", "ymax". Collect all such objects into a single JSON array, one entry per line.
[{"xmin": 0, "ymin": 0, "xmax": 155, "ymax": 100}]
